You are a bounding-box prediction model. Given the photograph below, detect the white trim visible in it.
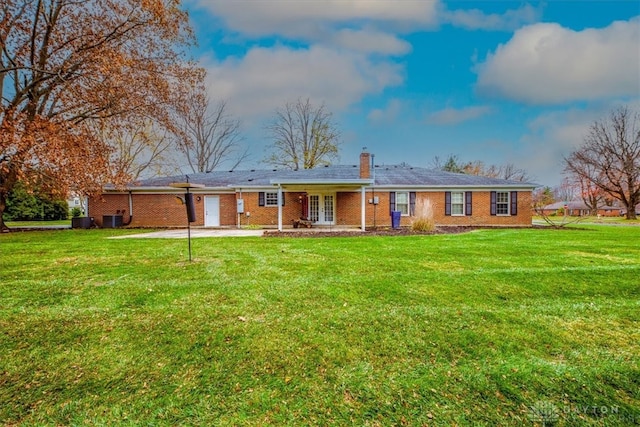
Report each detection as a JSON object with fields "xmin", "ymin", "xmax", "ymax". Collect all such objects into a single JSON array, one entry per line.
[{"xmin": 270, "ymin": 179, "xmax": 372, "ymax": 186}]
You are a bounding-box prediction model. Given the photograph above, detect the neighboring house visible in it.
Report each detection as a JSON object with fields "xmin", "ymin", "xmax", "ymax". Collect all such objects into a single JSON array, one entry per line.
[
  {"xmin": 541, "ymin": 200, "xmax": 627, "ymax": 217},
  {"xmin": 67, "ymin": 195, "xmax": 86, "ymax": 214},
  {"xmin": 89, "ymin": 153, "xmax": 537, "ymax": 230}
]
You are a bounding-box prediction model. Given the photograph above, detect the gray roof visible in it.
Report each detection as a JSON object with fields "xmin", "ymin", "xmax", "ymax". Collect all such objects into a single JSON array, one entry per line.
[{"xmin": 126, "ymin": 164, "xmax": 537, "ymax": 190}]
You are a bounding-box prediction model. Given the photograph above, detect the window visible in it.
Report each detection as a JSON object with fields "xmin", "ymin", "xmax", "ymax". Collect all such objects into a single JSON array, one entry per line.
[
  {"xmin": 390, "ymin": 191, "xmax": 416, "ymax": 215},
  {"xmin": 451, "ymin": 192, "xmax": 464, "ymax": 215},
  {"xmin": 396, "ymin": 192, "xmax": 409, "ymax": 215},
  {"xmin": 445, "ymin": 191, "xmax": 472, "ymax": 216},
  {"xmin": 265, "ymin": 192, "xmax": 279, "ymax": 207},
  {"xmin": 258, "ymin": 191, "xmax": 284, "ymax": 207},
  {"xmin": 496, "ymin": 191, "xmax": 509, "ymax": 215}
]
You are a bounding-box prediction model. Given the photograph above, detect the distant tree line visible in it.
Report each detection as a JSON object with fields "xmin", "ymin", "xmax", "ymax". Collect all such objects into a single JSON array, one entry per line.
[{"xmin": 431, "ymin": 154, "xmax": 533, "ymax": 182}]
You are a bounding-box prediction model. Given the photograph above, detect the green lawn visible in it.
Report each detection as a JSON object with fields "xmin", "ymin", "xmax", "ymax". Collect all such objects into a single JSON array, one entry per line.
[
  {"xmin": 1, "ymin": 227, "xmax": 639, "ymax": 426},
  {"xmin": 5, "ymin": 219, "xmax": 71, "ymax": 227}
]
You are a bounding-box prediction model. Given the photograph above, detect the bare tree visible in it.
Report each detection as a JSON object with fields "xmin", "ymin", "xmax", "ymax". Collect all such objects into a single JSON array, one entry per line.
[
  {"xmin": 177, "ymin": 90, "xmax": 247, "ymax": 173},
  {"xmin": 532, "ymin": 186, "xmax": 583, "ymax": 228},
  {"xmin": 265, "ymin": 98, "xmax": 341, "ymax": 170},
  {"xmin": 431, "ymin": 155, "xmax": 533, "ymax": 182},
  {"xmin": 553, "ymin": 178, "xmax": 577, "ymax": 203},
  {"xmin": 101, "ymin": 120, "xmax": 178, "ymax": 181},
  {"xmin": 564, "ymin": 106, "xmax": 640, "ymax": 220},
  {"xmin": 574, "ymin": 174, "xmax": 606, "ymax": 216}
]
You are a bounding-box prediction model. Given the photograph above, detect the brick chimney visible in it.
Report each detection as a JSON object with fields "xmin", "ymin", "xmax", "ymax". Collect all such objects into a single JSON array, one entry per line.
[{"xmin": 360, "ymin": 151, "xmax": 371, "ymax": 179}]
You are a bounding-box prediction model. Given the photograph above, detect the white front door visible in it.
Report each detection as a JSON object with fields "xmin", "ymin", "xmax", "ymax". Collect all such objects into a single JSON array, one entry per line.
[
  {"xmin": 308, "ymin": 193, "xmax": 335, "ymax": 225},
  {"xmin": 204, "ymin": 196, "xmax": 220, "ymax": 227}
]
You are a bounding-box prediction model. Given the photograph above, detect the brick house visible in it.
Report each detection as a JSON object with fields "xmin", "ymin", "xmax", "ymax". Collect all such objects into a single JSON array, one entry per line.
[{"xmin": 89, "ymin": 153, "xmax": 537, "ymax": 230}]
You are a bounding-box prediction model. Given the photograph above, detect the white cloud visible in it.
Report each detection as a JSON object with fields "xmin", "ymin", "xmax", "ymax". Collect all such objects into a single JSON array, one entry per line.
[
  {"xmin": 331, "ymin": 28, "xmax": 411, "ymax": 55},
  {"xmin": 443, "ymin": 3, "xmax": 541, "ymax": 31},
  {"xmin": 476, "ymin": 18, "xmax": 640, "ymax": 104},
  {"xmin": 194, "ymin": 0, "xmax": 439, "ymax": 39},
  {"xmin": 426, "ymin": 105, "xmax": 493, "ymax": 125},
  {"xmin": 367, "ymin": 99, "xmax": 403, "ymax": 122},
  {"xmin": 517, "ymin": 99, "xmax": 640, "ymax": 185},
  {"xmin": 203, "ymin": 45, "xmax": 404, "ymax": 119}
]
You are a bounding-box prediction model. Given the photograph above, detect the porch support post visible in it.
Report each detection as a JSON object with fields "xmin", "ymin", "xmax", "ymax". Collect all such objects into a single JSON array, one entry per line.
[
  {"xmin": 277, "ymin": 185, "xmax": 283, "ymax": 231},
  {"xmin": 361, "ymin": 186, "xmax": 366, "ymax": 231}
]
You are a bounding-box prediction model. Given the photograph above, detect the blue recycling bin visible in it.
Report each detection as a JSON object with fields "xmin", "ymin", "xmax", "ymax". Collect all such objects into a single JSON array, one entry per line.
[{"xmin": 391, "ymin": 210, "xmax": 401, "ymax": 229}]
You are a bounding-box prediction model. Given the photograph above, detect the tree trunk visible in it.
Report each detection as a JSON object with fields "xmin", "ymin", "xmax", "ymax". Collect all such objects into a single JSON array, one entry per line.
[
  {"xmin": 626, "ymin": 197, "xmax": 638, "ymax": 220},
  {"xmin": 0, "ymin": 193, "xmax": 8, "ymax": 232}
]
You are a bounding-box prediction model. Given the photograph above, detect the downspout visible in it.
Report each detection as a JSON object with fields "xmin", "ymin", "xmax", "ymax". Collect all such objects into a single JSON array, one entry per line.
[
  {"xmin": 237, "ymin": 189, "xmax": 243, "ymax": 228},
  {"xmin": 372, "ymin": 153, "xmax": 376, "ymax": 228},
  {"xmin": 277, "ymin": 184, "xmax": 283, "ymax": 231},
  {"xmin": 123, "ymin": 190, "xmax": 133, "ymax": 225},
  {"xmin": 361, "ymin": 186, "xmax": 366, "ymax": 231}
]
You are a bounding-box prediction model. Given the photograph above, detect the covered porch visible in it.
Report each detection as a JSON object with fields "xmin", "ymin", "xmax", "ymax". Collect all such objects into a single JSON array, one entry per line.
[{"xmin": 269, "ymin": 178, "xmax": 373, "ymax": 232}]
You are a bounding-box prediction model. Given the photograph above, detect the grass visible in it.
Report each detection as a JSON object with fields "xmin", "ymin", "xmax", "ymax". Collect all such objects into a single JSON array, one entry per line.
[
  {"xmin": 533, "ymin": 215, "xmax": 640, "ymax": 225},
  {"xmin": 1, "ymin": 226, "xmax": 639, "ymax": 426},
  {"xmin": 5, "ymin": 219, "xmax": 71, "ymax": 227}
]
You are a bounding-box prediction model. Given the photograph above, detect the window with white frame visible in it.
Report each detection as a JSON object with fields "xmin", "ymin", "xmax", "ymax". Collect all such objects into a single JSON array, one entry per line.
[
  {"xmin": 496, "ymin": 191, "xmax": 510, "ymax": 215},
  {"xmin": 265, "ymin": 192, "xmax": 279, "ymax": 206},
  {"xmin": 451, "ymin": 192, "xmax": 464, "ymax": 215},
  {"xmin": 396, "ymin": 192, "xmax": 409, "ymax": 215}
]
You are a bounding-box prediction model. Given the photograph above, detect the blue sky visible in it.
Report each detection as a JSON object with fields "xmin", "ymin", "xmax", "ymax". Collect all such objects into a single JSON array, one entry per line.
[{"xmin": 184, "ymin": 1, "xmax": 640, "ymax": 186}]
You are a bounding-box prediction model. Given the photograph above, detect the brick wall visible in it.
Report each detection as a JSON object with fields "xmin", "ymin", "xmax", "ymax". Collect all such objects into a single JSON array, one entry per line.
[
  {"xmin": 338, "ymin": 190, "xmax": 531, "ymax": 227},
  {"xmin": 237, "ymin": 191, "xmax": 306, "ymax": 228},
  {"xmin": 91, "ymin": 189, "xmax": 532, "ymax": 228}
]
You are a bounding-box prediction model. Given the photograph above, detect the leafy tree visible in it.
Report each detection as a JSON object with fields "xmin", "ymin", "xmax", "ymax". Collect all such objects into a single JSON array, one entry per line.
[
  {"xmin": 0, "ymin": 0, "xmax": 202, "ymax": 230},
  {"xmin": 564, "ymin": 106, "xmax": 640, "ymax": 220},
  {"xmin": 265, "ymin": 98, "xmax": 341, "ymax": 170},
  {"xmin": 4, "ymin": 182, "xmax": 68, "ymax": 221},
  {"xmin": 176, "ymin": 88, "xmax": 247, "ymax": 173}
]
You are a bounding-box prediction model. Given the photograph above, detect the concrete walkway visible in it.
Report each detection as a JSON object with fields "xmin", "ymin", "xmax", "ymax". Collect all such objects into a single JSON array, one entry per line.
[{"xmin": 109, "ymin": 229, "xmax": 264, "ymax": 239}]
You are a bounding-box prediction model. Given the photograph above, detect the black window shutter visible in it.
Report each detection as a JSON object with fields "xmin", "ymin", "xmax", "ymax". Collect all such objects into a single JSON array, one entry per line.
[
  {"xmin": 490, "ymin": 191, "xmax": 497, "ymax": 215},
  {"xmin": 281, "ymin": 193, "xmax": 285, "ymax": 206},
  {"xmin": 465, "ymin": 191, "xmax": 472, "ymax": 216},
  {"xmin": 445, "ymin": 192, "xmax": 452, "ymax": 216},
  {"xmin": 510, "ymin": 191, "xmax": 518, "ymax": 216},
  {"xmin": 258, "ymin": 192, "xmax": 265, "ymax": 207},
  {"xmin": 409, "ymin": 192, "xmax": 416, "ymax": 216},
  {"xmin": 389, "ymin": 192, "xmax": 396, "ymax": 213}
]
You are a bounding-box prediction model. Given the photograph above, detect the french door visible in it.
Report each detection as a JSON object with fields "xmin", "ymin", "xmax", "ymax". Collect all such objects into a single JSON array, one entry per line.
[{"xmin": 308, "ymin": 193, "xmax": 335, "ymax": 225}]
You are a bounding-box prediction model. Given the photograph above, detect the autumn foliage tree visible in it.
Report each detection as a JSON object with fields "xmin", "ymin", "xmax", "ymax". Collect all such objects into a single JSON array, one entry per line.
[
  {"xmin": 0, "ymin": 0, "xmax": 202, "ymax": 230},
  {"xmin": 564, "ymin": 107, "xmax": 640, "ymax": 220}
]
